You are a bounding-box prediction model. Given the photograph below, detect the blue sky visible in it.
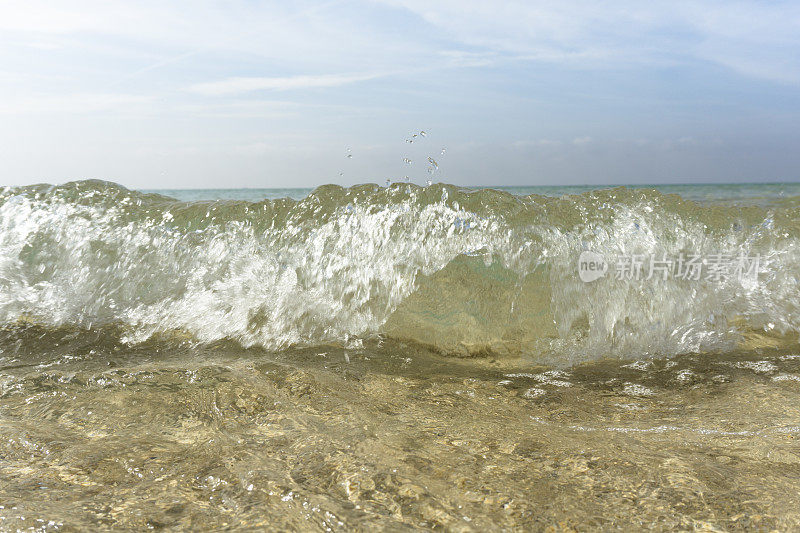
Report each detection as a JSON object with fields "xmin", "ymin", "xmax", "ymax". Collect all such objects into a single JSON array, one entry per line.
[{"xmin": 1, "ymin": 0, "xmax": 799, "ymax": 188}]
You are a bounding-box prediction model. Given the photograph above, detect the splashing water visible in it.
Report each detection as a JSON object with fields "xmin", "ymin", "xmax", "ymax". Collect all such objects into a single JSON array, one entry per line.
[{"xmin": 1, "ymin": 180, "xmax": 799, "ymax": 363}]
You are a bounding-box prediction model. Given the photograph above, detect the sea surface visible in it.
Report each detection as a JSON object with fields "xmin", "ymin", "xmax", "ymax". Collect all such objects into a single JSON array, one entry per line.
[
  {"xmin": 147, "ymin": 182, "xmax": 800, "ymax": 205},
  {"xmin": 1, "ymin": 180, "xmax": 799, "ymax": 530}
]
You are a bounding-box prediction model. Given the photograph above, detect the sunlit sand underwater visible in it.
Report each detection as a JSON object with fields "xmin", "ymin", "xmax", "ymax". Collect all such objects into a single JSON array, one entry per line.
[{"xmin": 1, "ymin": 181, "xmax": 800, "ymax": 530}]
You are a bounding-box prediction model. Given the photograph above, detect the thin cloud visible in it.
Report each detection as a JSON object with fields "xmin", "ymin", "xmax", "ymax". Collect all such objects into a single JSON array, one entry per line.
[
  {"xmin": 0, "ymin": 93, "xmax": 154, "ymax": 115},
  {"xmin": 437, "ymin": 50, "xmax": 497, "ymax": 68},
  {"xmin": 187, "ymin": 73, "xmax": 386, "ymax": 96},
  {"xmin": 378, "ymin": 0, "xmax": 800, "ymax": 84},
  {"xmin": 4, "ymin": 1, "xmax": 799, "ymax": 85}
]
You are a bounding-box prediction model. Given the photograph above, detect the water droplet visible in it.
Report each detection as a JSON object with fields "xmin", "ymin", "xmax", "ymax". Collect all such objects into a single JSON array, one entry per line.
[
  {"xmin": 402, "ymin": 158, "xmax": 412, "ymax": 165},
  {"xmin": 420, "ymin": 130, "xmax": 427, "ymax": 137},
  {"xmin": 427, "ymin": 157, "xmax": 439, "ymax": 170},
  {"xmin": 440, "ymin": 148, "xmax": 446, "ymax": 155}
]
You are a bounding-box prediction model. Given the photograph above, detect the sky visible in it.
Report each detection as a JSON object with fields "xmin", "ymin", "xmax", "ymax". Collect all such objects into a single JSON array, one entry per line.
[{"xmin": 1, "ymin": 0, "xmax": 800, "ymax": 189}]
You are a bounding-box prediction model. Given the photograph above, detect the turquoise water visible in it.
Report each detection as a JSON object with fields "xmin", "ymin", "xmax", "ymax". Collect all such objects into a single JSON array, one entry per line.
[{"xmin": 146, "ymin": 182, "xmax": 800, "ymax": 205}]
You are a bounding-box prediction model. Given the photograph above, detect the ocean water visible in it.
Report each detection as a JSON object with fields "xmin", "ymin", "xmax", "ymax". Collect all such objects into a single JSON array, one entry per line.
[
  {"xmin": 1, "ymin": 180, "xmax": 800, "ymax": 530},
  {"xmin": 147, "ymin": 182, "xmax": 800, "ymax": 205}
]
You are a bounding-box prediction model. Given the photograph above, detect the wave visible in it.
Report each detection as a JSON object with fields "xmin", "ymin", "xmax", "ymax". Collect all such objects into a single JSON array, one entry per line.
[{"xmin": 0, "ymin": 180, "xmax": 798, "ymax": 362}]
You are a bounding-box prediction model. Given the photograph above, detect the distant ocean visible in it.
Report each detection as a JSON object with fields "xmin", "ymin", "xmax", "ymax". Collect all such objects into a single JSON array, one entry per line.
[{"xmin": 145, "ymin": 182, "xmax": 800, "ymax": 205}]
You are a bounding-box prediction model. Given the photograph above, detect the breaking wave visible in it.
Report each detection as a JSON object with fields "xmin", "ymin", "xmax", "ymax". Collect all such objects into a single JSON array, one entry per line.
[{"xmin": 1, "ymin": 180, "xmax": 798, "ymax": 362}]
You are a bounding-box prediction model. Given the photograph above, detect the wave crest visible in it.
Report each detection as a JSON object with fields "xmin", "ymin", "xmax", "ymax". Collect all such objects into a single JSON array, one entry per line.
[{"xmin": 0, "ymin": 180, "xmax": 797, "ymax": 361}]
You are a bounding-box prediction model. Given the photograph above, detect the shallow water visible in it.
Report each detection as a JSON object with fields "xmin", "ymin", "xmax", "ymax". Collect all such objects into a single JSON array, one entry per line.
[
  {"xmin": 1, "ymin": 328, "xmax": 799, "ymax": 530},
  {"xmin": 2, "ymin": 180, "xmax": 800, "ymax": 530}
]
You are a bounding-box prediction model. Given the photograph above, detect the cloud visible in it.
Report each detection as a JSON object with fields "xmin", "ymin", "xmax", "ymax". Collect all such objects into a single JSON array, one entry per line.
[
  {"xmin": 437, "ymin": 50, "xmax": 497, "ymax": 68},
  {"xmin": 376, "ymin": 0, "xmax": 800, "ymax": 83},
  {"xmin": 187, "ymin": 73, "xmax": 385, "ymax": 96},
  {"xmin": 4, "ymin": 1, "xmax": 798, "ymax": 86},
  {"xmin": 0, "ymin": 1, "xmax": 421, "ymax": 77},
  {"xmin": 0, "ymin": 93, "xmax": 154, "ymax": 115}
]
